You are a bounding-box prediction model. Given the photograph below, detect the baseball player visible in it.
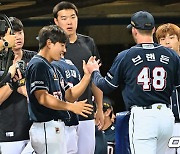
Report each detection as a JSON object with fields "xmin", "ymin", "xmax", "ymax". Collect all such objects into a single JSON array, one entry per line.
[
  {"xmin": 86, "ymin": 11, "xmax": 180, "ymax": 154},
  {"xmin": 156, "ymin": 23, "xmax": 180, "ymax": 154},
  {"xmin": 26, "ymin": 25, "xmax": 93, "ymax": 154},
  {"xmin": 52, "ymin": 50, "xmax": 81, "ymax": 153},
  {"xmin": 102, "ymin": 96, "xmax": 115, "ymax": 154},
  {"xmin": 53, "ymin": 2, "xmax": 104, "ymax": 154},
  {"xmin": 95, "ymin": 96, "xmax": 115, "ymax": 154}
]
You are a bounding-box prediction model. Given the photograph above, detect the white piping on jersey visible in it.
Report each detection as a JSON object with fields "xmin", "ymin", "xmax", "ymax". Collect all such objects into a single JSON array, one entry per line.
[
  {"xmin": 175, "ymin": 85, "xmax": 180, "ymax": 88},
  {"xmin": 170, "ymin": 96, "xmax": 172, "ymax": 110},
  {"xmin": 131, "ymin": 44, "xmax": 162, "ymax": 50},
  {"xmin": 175, "ymin": 89, "xmax": 180, "ymax": 120},
  {"xmin": 31, "ymin": 86, "xmax": 49, "ymax": 94},
  {"xmin": 105, "ymin": 77, "xmax": 119, "ymax": 88}
]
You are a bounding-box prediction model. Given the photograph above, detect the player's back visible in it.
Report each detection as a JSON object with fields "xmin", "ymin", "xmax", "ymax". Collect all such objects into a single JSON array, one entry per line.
[{"xmin": 115, "ymin": 43, "xmax": 180, "ymax": 109}]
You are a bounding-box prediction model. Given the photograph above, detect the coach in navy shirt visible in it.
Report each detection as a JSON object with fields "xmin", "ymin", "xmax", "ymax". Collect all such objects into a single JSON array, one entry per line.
[{"xmin": 86, "ymin": 11, "xmax": 180, "ymax": 154}]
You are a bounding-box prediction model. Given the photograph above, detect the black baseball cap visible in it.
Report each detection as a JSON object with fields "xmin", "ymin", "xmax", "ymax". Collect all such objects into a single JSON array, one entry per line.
[
  {"xmin": 103, "ymin": 96, "xmax": 114, "ymax": 112},
  {"xmin": 127, "ymin": 11, "xmax": 155, "ymax": 30}
]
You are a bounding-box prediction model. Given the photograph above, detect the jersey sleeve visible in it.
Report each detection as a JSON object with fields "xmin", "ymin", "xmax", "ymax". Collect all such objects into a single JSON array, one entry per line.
[
  {"xmin": 92, "ymin": 51, "xmax": 126, "ymax": 93},
  {"xmin": 28, "ymin": 62, "xmax": 49, "ymax": 95},
  {"xmin": 105, "ymin": 51, "xmax": 126, "ymax": 87}
]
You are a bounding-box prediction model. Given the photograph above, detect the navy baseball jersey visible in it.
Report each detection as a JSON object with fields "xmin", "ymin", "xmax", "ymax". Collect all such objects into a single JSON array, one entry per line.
[
  {"xmin": 52, "ymin": 58, "xmax": 81, "ymax": 126},
  {"xmin": 92, "ymin": 43, "xmax": 180, "ymax": 110},
  {"xmin": 94, "ymin": 126, "xmax": 108, "ymax": 154},
  {"xmin": 103, "ymin": 124, "xmax": 115, "ymax": 154},
  {"xmin": 65, "ymin": 34, "xmax": 101, "ymax": 120},
  {"xmin": 26, "ymin": 55, "xmax": 70, "ymax": 122}
]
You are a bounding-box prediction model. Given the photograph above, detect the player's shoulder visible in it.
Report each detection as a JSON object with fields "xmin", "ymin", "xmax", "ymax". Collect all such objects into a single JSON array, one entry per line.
[
  {"xmin": 28, "ymin": 55, "xmax": 50, "ymax": 69},
  {"xmin": 116, "ymin": 49, "xmax": 130, "ymax": 61},
  {"xmin": 64, "ymin": 58, "xmax": 75, "ymax": 66},
  {"xmin": 22, "ymin": 49, "xmax": 37, "ymax": 57},
  {"xmin": 77, "ymin": 33, "xmax": 94, "ymax": 43}
]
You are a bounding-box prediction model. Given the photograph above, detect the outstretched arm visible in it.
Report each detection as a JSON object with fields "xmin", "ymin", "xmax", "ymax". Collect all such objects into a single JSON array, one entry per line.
[
  {"xmin": 35, "ymin": 90, "xmax": 93, "ymax": 118},
  {"xmin": 86, "ymin": 56, "xmax": 114, "ymax": 93},
  {"xmin": 65, "ymin": 60, "xmax": 91, "ymax": 102}
]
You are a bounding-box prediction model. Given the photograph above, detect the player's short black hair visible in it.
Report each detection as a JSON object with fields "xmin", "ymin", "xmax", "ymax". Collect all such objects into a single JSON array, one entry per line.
[
  {"xmin": 9, "ymin": 17, "xmax": 23, "ymax": 32},
  {"xmin": 53, "ymin": 1, "xmax": 78, "ymax": 19},
  {"xmin": 38, "ymin": 25, "xmax": 69, "ymax": 50}
]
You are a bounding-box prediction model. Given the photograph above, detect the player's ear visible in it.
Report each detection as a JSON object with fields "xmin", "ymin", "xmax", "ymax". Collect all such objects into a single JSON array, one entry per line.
[
  {"xmin": 54, "ymin": 18, "xmax": 58, "ymax": 26},
  {"xmin": 152, "ymin": 27, "xmax": 156, "ymax": 34},
  {"xmin": 46, "ymin": 39, "xmax": 52, "ymax": 48}
]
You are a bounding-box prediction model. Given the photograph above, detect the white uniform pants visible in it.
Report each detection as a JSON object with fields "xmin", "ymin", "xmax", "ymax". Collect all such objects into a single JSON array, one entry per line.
[
  {"xmin": 21, "ymin": 141, "xmax": 35, "ymax": 154},
  {"xmin": 77, "ymin": 120, "xmax": 95, "ymax": 154},
  {"xmin": 129, "ymin": 104, "xmax": 174, "ymax": 154},
  {"xmin": 0, "ymin": 140, "xmax": 29, "ymax": 154},
  {"xmin": 65, "ymin": 125, "xmax": 78, "ymax": 154},
  {"xmin": 165, "ymin": 122, "xmax": 180, "ymax": 154},
  {"xmin": 29, "ymin": 120, "xmax": 67, "ymax": 154}
]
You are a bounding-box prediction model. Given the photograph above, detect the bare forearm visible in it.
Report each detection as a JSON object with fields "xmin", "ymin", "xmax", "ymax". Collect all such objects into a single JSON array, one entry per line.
[
  {"xmin": 17, "ymin": 86, "xmax": 27, "ymax": 97},
  {"xmin": 35, "ymin": 90, "xmax": 72, "ymax": 111},
  {"xmin": 0, "ymin": 84, "xmax": 13, "ymax": 105},
  {"xmin": 92, "ymin": 83, "xmax": 103, "ymax": 109},
  {"xmin": 65, "ymin": 74, "xmax": 90, "ymax": 102}
]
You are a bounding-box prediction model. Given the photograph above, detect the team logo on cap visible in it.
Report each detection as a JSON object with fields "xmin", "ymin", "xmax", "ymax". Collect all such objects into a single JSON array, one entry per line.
[
  {"xmin": 131, "ymin": 21, "xmax": 136, "ymax": 27},
  {"xmin": 145, "ymin": 23, "xmax": 152, "ymax": 27}
]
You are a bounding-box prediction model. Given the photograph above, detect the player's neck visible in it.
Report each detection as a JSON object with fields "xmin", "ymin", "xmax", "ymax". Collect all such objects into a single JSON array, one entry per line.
[
  {"xmin": 13, "ymin": 49, "xmax": 23, "ymax": 61},
  {"xmin": 69, "ymin": 33, "xmax": 77, "ymax": 43},
  {"xmin": 38, "ymin": 49, "xmax": 53, "ymax": 63},
  {"xmin": 137, "ymin": 35, "xmax": 154, "ymax": 44}
]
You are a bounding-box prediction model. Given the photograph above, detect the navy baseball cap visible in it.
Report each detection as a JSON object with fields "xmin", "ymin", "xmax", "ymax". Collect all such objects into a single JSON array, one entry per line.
[{"xmin": 127, "ymin": 11, "xmax": 155, "ymax": 30}]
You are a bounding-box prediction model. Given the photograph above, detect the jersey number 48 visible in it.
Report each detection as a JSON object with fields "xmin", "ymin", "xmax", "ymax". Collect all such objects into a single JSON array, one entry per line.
[{"xmin": 137, "ymin": 67, "xmax": 166, "ymax": 91}]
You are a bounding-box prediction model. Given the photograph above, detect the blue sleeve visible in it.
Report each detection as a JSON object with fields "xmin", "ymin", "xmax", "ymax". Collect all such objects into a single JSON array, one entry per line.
[
  {"xmin": 28, "ymin": 63, "xmax": 49, "ymax": 94},
  {"xmin": 91, "ymin": 51, "xmax": 126, "ymax": 94},
  {"xmin": 92, "ymin": 71, "xmax": 115, "ymax": 94}
]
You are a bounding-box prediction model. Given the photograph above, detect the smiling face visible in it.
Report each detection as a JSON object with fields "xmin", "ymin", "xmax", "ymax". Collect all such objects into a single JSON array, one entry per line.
[
  {"xmin": 49, "ymin": 41, "xmax": 66, "ymax": 62},
  {"xmin": 54, "ymin": 9, "xmax": 78, "ymax": 39}
]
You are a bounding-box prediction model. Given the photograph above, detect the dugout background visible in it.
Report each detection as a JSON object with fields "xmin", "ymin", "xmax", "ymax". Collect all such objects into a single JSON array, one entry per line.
[{"xmin": 1, "ymin": 0, "xmax": 180, "ymax": 114}]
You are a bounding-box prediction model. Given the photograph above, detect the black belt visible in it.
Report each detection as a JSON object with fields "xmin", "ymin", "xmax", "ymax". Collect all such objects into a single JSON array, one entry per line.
[{"xmin": 142, "ymin": 104, "xmax": 170, "ymax": 110}]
